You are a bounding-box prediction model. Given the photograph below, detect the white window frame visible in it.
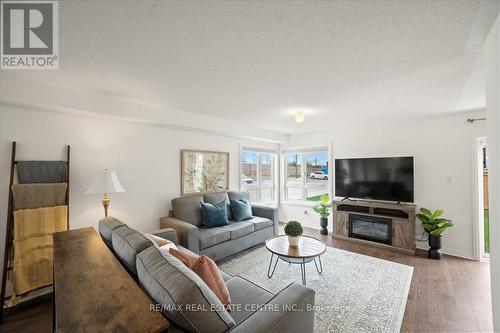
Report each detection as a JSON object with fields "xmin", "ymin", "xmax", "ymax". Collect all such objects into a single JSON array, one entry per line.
[
  {"xmin": 282, "ymin": 145, "xmax": 332, "ymax": 206},
  {"xmin": 240, "ymin": 147, "xmax": 277, "ymax": 205}
]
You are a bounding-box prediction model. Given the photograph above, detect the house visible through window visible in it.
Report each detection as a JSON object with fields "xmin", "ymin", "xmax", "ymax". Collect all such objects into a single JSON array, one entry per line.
[
  {"xmin": 285, "ymin": 149, "xmax": 330, "ymax": 202},
  {"xmin": 241, "ymin": 150, "xmax": 276, "ymax": 204}
]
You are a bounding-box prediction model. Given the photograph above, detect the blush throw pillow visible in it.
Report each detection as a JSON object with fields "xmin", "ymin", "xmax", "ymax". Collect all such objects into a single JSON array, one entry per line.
[
  {"xmin": 190, "ymin": 256, "xmax": 231, "ymax": 308},
  {"xmin": 169, "ymin": 248, "xmax": 230, "ymax": 307},
  {"xmin": 169, "ymin": 247, "xmax": 199, "ymax": 267}
]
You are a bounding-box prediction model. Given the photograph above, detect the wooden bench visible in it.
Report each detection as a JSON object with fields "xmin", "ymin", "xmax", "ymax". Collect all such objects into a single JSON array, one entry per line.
[{"xmin": 53, "ymin": 227, "xmax": 168, "ymax": 332}]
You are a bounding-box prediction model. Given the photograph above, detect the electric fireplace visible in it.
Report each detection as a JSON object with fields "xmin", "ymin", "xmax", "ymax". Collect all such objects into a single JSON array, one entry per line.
[{"xmin": 348, "ymin": 214, "xmax": 392, "ymax": 245}]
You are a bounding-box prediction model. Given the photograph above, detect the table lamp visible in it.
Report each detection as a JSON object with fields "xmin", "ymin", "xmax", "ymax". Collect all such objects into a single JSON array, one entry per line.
[{"xmin": 86, "ymin": 169, "xmax": 125, "ymax": 217}]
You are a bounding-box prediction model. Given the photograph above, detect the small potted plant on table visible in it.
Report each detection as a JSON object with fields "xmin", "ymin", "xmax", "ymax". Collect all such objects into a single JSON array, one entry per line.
[
  {"xmin": 416, "ymin": 208, "xmax": 453, "ymax": 260},
  {"xmin": 284, "ymin": 220, "xmax": 303, "ymax": 247},
  {"xmin": 312, "ymin": 194, "xmax": 332, "ymax": 235}
]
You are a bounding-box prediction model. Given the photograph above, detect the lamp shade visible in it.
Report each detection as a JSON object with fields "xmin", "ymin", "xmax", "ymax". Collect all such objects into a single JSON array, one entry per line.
[{"xmin": 85, "ymin": 169, "xmax": 125, "ymax": 194}]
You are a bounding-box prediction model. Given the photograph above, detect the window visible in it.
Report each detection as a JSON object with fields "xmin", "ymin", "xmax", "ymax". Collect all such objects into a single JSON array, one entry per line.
[
  {"xmin": 286, "ymin": 153, "xmax": 303, "ymax": 200},
  {"xmin": 285, "ymin": 149, "xmax": 330, "ymax": 202},
  {"xmin": 241, "ymin": 149, "xmax": 276, "ymax": 204}
]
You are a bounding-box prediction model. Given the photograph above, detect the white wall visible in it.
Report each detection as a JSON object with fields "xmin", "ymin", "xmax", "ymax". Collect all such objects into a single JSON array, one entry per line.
[
  {"xmin": 0, "ymin": 106, "xmax": 278, "ymax": 272},
  {"xmin": 281, "ymin": 111, "xmax": 486, "ymax": 260},
  {"xmin": 485, "ymin": 14, "xmax": 500, "ymax": 331}
]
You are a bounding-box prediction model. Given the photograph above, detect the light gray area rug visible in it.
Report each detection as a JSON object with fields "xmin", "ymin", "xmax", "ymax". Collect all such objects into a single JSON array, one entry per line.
[{"xmin": 218, "ymin": 245, "xmax": 413, "ymax": 333}]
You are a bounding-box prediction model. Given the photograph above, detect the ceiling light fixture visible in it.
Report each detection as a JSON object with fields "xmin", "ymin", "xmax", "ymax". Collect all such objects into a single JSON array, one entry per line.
[{"xmin": 294, "ymin": 111, "xmax": 305, "ymax": 124}]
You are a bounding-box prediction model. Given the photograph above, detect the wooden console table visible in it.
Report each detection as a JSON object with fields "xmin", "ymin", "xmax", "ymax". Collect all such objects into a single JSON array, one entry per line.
[
  {"xmin": 332, "ymin": 200, "xmax": 416, "ymax": 254},
  {"xmin": 53, "ymin": 227, "xmax": 168, "ymax": 333}
]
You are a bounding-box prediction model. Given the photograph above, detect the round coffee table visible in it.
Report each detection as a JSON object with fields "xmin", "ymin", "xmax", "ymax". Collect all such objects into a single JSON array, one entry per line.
[{"xmin": 265, "ymin": 235, "xmax": 326, "ymax": 285}]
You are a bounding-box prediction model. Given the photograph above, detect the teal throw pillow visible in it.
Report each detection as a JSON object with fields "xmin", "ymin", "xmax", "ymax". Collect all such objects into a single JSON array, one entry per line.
[
  {"xmin": 230, "ymin": 199, "xmax": 253, "ymax": 222},
  {"xmin": 201, "ymin": 200, "xmax": 229, "ymax": 227}
]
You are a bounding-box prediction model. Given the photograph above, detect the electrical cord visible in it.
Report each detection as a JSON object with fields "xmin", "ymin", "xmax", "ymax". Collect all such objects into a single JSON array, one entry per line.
[{"xmin": 415, "ymin": 230, "xmax": 428, "ymax": 242}]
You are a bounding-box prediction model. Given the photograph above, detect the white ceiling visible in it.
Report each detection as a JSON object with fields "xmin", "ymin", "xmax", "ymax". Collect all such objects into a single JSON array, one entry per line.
[{"xmin": 3, "ymin": 0, "xmax": 499, "ymax": 134}]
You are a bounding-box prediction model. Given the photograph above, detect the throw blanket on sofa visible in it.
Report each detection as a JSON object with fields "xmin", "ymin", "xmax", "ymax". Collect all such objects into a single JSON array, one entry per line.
[
  {"xmin": 12, "ymin": 205, "xmax": 68, "ymax": 295},
  {"xmin": 12, "ymin": 183, "xmax": 68, "ymax": 210}
]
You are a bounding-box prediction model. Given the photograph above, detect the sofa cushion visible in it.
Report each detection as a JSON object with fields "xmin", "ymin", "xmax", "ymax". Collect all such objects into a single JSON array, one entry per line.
[
  {"xmin": 201, "ymin": 200, "xmax": 229, "ymax": 228},
  {"xmin": 225, "ymin": 276, "xmax": 273, "ymax": 324},
  {"xmin": 136, "ymin": 247, "xmax": 235, "ymax": 333},
  {"xmin": 204, "ymin": 192, "xmax": 232, "ymax": 221},
  {"xmin": 172, "ymin": 195, "xmax": 204, "ymax": 227},
  {"xmin": 230, "ymin": 199, "xmax": 253, "ymax": 222},
  {"xmin": 112, "ymin": 226, "xmax": 153, "ymax": 274},
  {"xmin": 223, "ymin": 221, "xmax": 254, "ymax": 240},
  {"xmin": 199, "ymin": 227, "xmax": 231, "ymax": 250},
  {"xmin": 220, "ymin": 270, "xmax": 232, "ymax": 282},
  {"xmin": 247, "ymin": 216, "xmax": 274, "ymax": 231},
  {"xmin": 98, "ymin": 216, "xmax": 126, "ymax": 248}
]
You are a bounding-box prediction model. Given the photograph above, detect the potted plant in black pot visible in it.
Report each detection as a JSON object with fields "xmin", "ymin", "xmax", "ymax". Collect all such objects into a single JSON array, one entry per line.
[
  {"xmin": 312, "ymin": 194, "xmax": 332, "ymax": 235},
  {"xmin": 284, "ymin": 220, "xmax": 303, "ymax": 247},
  {"xmin": 416, "ymin": 208, "xmax": 453, "ymax": 260}
]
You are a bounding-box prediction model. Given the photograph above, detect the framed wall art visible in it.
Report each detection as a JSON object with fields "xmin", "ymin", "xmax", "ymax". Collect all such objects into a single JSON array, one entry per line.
[{"xmin": 181, "ymin": 149, "xmax": 230, "ymax": 196}]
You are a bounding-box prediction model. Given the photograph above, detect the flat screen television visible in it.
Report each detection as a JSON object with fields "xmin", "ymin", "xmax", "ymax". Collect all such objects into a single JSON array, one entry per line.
[{"xmin": 335, "ymin": 157, "xmax": 414, "ymax": 203}]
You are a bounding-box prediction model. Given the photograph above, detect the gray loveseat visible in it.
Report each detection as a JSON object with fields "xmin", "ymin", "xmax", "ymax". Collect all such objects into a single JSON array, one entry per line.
[
  {"xmin": 160, "ymin": 191, "xmax": 278, "ymax": 261},
  {"xmin": 98, "ymin": 217, "xmax": 315, "ymax": 333}
]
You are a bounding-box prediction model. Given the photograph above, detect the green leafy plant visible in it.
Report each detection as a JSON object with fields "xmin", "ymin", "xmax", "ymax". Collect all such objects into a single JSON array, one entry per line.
[
  {"xmin": 312, "ymin": 194, "xmax": 332, "ymax": 218},
  {"xmin": 284, "ymin": 220, "xmax": 304, "ymax": 237},
  {"xmin": 416, "ymin": 208, "xmax": 453, "ymax": 236}
]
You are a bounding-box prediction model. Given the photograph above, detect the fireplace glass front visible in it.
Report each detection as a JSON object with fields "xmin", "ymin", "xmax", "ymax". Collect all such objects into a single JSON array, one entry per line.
[{"xmin": 348, "ymin": 214, "xmax": 392, "ymax": 245}]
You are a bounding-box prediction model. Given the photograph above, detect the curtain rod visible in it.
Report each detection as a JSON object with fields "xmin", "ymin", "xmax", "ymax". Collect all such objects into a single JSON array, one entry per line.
[{"xmin": 466, "ymin": 117, "xmax": 486, "ymax": 124}]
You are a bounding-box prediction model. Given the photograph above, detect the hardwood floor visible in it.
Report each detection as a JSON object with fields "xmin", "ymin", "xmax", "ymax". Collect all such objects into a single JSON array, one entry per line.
[
  {"xmin": 0, "ymin": 226, "xmax": 492, "ymax": 332},
  {"xmin": 300, "ymin": 227, "xmax": 493, "ymax": 333},
  {"xmin": 0, "ymin": 292, "xmax": 52, "ymax": 333}
]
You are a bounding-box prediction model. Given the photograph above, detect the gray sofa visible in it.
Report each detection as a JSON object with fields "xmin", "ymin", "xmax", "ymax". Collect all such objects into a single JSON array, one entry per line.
[
  {"xmin": 98, "ymin": 217, "xmax": 315, "ymax": 333},
  {"xmin": 160, "ymin": 191, "xmax": 278, "ymax": 261}
]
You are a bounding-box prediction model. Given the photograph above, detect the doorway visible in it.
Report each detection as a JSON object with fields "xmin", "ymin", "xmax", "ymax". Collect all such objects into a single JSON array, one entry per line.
[{"xmin": 476, "ymin": 137, "xmax": 490, "ymax": 261}]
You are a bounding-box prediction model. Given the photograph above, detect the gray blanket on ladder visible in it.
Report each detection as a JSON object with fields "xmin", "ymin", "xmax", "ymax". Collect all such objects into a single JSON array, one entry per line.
[{"xmin": 17, "ymin": 161, "xmax": 66, "ymax": 184}]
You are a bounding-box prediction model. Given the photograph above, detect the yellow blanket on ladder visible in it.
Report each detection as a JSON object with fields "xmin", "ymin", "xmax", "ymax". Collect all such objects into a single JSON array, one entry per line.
[{"xmin": 12, "ymin": 205, "xmax": 68, "ymax": 296}]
